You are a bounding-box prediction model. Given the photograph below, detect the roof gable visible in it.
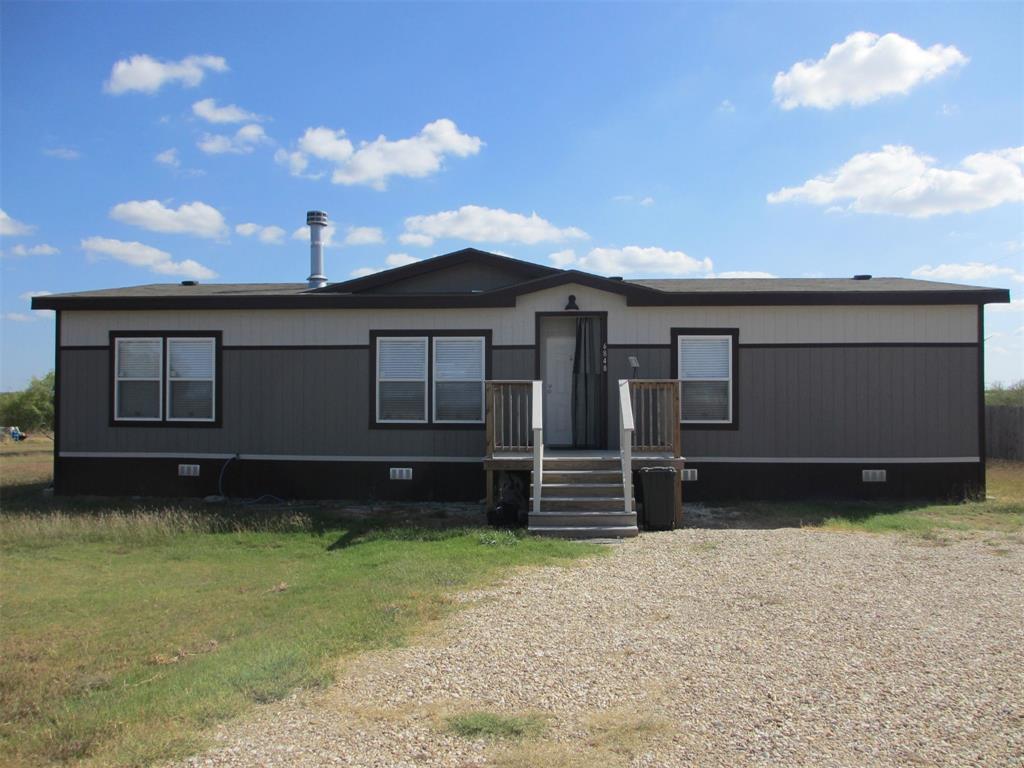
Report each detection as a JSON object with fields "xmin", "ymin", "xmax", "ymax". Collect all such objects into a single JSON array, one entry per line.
[{"xmin": 315, "ymin": 248, "xmax": 559, "ymax": 294}]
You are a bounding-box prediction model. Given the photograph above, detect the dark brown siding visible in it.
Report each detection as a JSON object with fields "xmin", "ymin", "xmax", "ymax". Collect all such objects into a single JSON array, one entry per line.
[
  {"xmin": 61, "ymin": 345, "xmax": 978, "ymax": 461},
  {"xmin": 605, "ymin": 346, "xmax": 979, "ymax": 457},
  {"xmin": 60, "ymin": 347, "xmax": 534, "ymax": 457}
]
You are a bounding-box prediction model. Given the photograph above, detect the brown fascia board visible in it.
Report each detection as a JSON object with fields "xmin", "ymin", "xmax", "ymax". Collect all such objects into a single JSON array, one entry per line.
[
  {"xmin": 312, "ymin": 247, "xmax": 560, "ymax": 294},
  {"xmin": 31, "ymin": 281, "xmax": 1010, "ymax": 311},
  {"xmin": 624, "ymin": 287, "xmax": 1012, "ymax": 306},
  {"xmin": 31, "ymin": 292, "xmax": 520, "ymax": 311}
]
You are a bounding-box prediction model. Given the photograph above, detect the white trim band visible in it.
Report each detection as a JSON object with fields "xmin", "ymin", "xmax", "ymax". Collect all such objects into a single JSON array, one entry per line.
[
  {"xmin": 683, "ymin": 456, "xmax": 980, "ymax": 464},
  {"xmin": 59, "ymin": 451, "xmax": 484, "ymax": 463}
]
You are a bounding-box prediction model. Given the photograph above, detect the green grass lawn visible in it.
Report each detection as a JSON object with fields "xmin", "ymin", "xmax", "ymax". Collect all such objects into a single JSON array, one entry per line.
[
  {"xmin": 0, "ymin": 439, "xmax": 599, "ymax": 767},
  {"xmin": 709, "ymin": 460, "xmax": 1023, "ymax": 536}
]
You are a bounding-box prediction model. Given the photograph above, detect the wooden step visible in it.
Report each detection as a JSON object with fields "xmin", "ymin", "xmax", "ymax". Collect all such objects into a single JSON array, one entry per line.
[
  {"xmin": 541, "ymin": 483, "xmax": 624, "ymax": 498},
  {"xmin": 530, "ymin": 511, "xmax": 637, "ymax": 527},
  {"xmin": 540, "ymin": 457, "xmax": 620, "ymax": 471},
  {"xmin": 527, "ymin": 524, "xmax": 639, "ymax": 539},
  {"xmin": 536, "ymin": 497, "xmax": 634, "ymax": 512},
  {"xmin": 543, "ymin": 470, "xmax": 622, "ymax": 484}
]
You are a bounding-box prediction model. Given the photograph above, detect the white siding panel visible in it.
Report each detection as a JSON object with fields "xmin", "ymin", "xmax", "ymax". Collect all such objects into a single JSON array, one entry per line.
[{"xmin": 60, "ymin": 285, "xmax": 979, "ymax": 347}]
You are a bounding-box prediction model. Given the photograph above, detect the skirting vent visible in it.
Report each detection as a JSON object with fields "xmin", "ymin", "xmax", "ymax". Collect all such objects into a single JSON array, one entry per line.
[
  {"xmin": 862, "ymin": 469, "xmax": 887, "ymax": 483},
  {"xmin": 681, "ymin": 468, "xmax": 699, "ymax": 482},
  {"xmin": 389, "ymin": 467, "xmax": 413, "ymax": 481}
]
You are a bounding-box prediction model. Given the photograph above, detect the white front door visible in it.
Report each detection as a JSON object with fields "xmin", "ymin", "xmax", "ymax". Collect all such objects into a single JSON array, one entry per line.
[{"xmin": 540, "ymin": 317, "xmax": 576, "ymax": 446}]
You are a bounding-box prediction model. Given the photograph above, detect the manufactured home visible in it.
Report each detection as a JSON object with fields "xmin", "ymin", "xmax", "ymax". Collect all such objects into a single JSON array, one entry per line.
[{"xmin": 34, "ymin": 211, "xmax": 1010, "ymax": 536}]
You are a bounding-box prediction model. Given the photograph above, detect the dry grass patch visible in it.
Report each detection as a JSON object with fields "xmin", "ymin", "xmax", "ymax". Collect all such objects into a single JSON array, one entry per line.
[{"xmin": 486, "ymin": 709, "xmax": 670, "ymax": 768}]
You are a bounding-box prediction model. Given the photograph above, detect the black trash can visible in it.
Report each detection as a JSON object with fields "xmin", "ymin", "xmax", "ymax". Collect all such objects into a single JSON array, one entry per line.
[{"xmin": 639, "ymin": 467, "xmax": 678, "ymax": 531}]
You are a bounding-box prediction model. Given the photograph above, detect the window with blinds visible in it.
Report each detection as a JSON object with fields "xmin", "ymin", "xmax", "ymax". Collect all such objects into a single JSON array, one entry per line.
[
  {"xmin": 377, "ymin": 337, "xmax": 428, "ymax": 422},
  {"xmin": 113, "ymin": 334, "xmax": 219, "ymax": 424},
  {"xmin": 433, "ymin": 337, "xmax": 485, "ymax": 422},
  {"xmin": 677, "ymin": 335, "xmax": 732, "ymax": 423},
  {"xmin": 167, "ymin": 338, "xmax": 215, "ymax": 421},
  {"xmin": 115, "ymin": 338, "xmax": 162, "ymax": 420}
]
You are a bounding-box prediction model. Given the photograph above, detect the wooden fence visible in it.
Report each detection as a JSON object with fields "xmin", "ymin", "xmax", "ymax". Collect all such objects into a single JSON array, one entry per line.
[{"xmin": 986, "ymin": 405, "xmax": 1024, "ymax": 460}]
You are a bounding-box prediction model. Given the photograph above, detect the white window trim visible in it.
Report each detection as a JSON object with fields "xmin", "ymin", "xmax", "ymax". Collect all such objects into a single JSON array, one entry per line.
[
  {"xmin": 432, "ymin": 336, "xmax": 486, "ymax": 424},
  {"xmin": 677, "ymin": 334, "xmax": 733, "ymax": 425},
  {"xmin": 376, "ymin": 336, "xmax": 429, "ymax": 424},
  {"xmin": 166, "ymin": 337, "xmax": 217, "ymax": 423},
  {"xmin": 114, "ymin": 337, "xmax": 163, "ymax": 422}
]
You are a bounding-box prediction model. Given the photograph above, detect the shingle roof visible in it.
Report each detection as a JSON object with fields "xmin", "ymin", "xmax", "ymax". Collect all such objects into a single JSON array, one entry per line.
[
  {"xmin": 630, "ymin": 277, "xmax": 995, "ymax": 294},
  {"xmin": 40, "ymin": 282, "xmax": 308, "ymax": 299},
  {"xmin": 31, "ymin": 250, "xmax": 1010, "ymax": 310}
]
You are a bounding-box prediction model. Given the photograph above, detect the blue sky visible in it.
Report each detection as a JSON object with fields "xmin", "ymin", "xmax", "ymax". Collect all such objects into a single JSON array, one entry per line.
[{"xmin": 1, "ymin": 1, "xmax": 1021, "ymax": 390}]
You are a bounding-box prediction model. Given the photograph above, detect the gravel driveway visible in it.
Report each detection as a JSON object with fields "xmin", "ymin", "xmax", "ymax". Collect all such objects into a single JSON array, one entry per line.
[{"xmin": 182, "ymin": 528, "xmax": 1024, "ymax": 767}]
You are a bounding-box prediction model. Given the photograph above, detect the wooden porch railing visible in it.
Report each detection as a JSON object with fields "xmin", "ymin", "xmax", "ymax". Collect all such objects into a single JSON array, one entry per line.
[
  {"xmin": 485, "ymin": 381, "xmax": 535, "ymax": 453},
  {"xmin": 628, "ymin": 379, "xmax": 681, "ymax": 455},
  {"xmin": 484, "ymin": 380, "xmax": 543, "ymax": 516}
]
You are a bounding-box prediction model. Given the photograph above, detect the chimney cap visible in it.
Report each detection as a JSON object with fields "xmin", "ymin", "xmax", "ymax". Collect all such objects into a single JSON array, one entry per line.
[{"xmin": 306, "ymin": 210, "xmax": 328, "ymax": 226}]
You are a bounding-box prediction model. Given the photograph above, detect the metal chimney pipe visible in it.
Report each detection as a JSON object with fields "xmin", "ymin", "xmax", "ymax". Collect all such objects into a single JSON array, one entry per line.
[{"xmin": 306, "ymin": 210, "xmax": 328, "ymax": 288}]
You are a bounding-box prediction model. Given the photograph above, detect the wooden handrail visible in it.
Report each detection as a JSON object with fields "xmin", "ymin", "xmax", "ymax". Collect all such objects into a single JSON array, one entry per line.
[
  {"xmin": 531, "ymin": 380, "xmax": 543, "ymax": 517},
  {"xmin": 618, "ymin": 379, "xmax": 634, "ymax": 517}
]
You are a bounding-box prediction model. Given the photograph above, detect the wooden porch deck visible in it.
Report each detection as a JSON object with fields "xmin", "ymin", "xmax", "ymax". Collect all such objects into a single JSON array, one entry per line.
[{"xmin": 484, "ymin": 379, "xmax": 685, "ymax": 535}]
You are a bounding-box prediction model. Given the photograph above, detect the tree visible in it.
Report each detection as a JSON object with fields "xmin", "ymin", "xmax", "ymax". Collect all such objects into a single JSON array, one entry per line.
[
  {"xmin": 0, "ymin": 371, "xmax": 55, "ymax": 433},
  {"xmin": 985, "ymin": 380, "xmax": 1024, "ymax": 407}
]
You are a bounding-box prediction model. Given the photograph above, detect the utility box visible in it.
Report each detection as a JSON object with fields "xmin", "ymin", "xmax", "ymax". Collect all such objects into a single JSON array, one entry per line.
[{"xmin": 639, "ymin": 466, "xmax": 678, "ymax": 531}]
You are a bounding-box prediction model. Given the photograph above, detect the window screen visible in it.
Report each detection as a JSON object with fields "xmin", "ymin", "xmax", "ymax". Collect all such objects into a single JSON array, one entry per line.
[
  {"xmin": 115, "ymin": 338, "xmax": 162, "ymax": 419},
  {"xmin": 678, "ymin": 336, "xmax": 732, "ymax": 423},
  {"xmin": 377, "ymin": 338, "xmax": 427, "ymax": 422},
  {"xmin": 167, "ymin": 338, "xmax": 215, "ymax": 420},
  {"xmin": 433, "ymin": 337, "xmax": 484, "ymax": 422}
]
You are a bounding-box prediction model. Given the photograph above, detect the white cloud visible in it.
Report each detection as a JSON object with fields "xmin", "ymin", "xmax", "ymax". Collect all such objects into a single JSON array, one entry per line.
[
  {"xmin": 0, "ymin": 209, "xmax": 34, "ymax": 236},
  {"xmin": 43, "ymin": 147, "xmax": 79, "ymax": 160},
  {"xmin": 773, "ymin": 32, "xmax": 967, "ymax": 110},
  {"xmin": 398, "ymin": 232, "xmax": 434, "ymax": 247},
  {"xmin": 104, "ymin": 54, "xmax": 228, "ymax": 95},
  {"xmin": 549, "ymin": 249, "xmax": 578, "ymax": 267},
  {"xmin": 613, "ymin": 195, "xmax": 655, "ymax": 206},
  {"xmin": 273, "ymin": 148, "xmax": 321, "ymax": 179},
  {"xmin": 20, "ymin": 291, "xmax": 55, "ymax": 319},
  {"xmin": 767, "ymin": 145, "xmax": 1024, "ymax": 217},
  {"xmin": 940, "ymin": 103, "xmax": 960, "ymax": 117},
  {"xmin": 192, "ymin": 98, "xmax": 263, "ymax": 124},
  {"xmin": 402, "ymin": 205, "xmax": 587, "ymax": 247},
  {"xmin": 385, "ymin": 253, "xmax": 419, "ymax": 267},
  {"xmin": 550, "ymin": 246, "xmax": 712, "ymax": 277},
  {"xmin": 9, "ymin": 244, "xmax": 60, "ymax": 257},
  {"xmin": 912, "ymin": 262, "xmax": 1024, "ymax": 284},
  {"xmin": 155, "ymin": 148, "xmax": 180, "ymax": 167},
  {"xmin": 712, "ymin": 271, "xmax": 777, "ymax": 279},
  {"xmin": 279, "ymin": 118, "xmax": 483, "ymax": 190},
  {"xmin": 110, "ymin": 199, "xmax": 228, "ymax": 239},
  {"xmin": 988, "ymin": 299, "xmax": 1024, "ymax": 313},
  {"xmin": 718, "ymin": 99, "xmax": 736, "ymax": 113},
  {"xmin": 235, "ymin": 222, "xmax": 285, "ymax": 244},
  {"xmin": 291, "ymin": 224, "xmax": 337, "ymax": 247},
  {"xmin": 198, "ymin": 124, "xmax": 269, "ymax": 155},
  {"xmin": 81, "ymin": 236, "xmax": 216, "ymax": 279},
  {"xmin": 350, "ymin": 252, "xmax": 422, "ymax": 277},
  {"xmin": 344, "ymin": 226, "xmax": 385, "ymax": 246},
  {"xmin": 2, "ymin": 312, "xmax": 34, "ymax": 323}
]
